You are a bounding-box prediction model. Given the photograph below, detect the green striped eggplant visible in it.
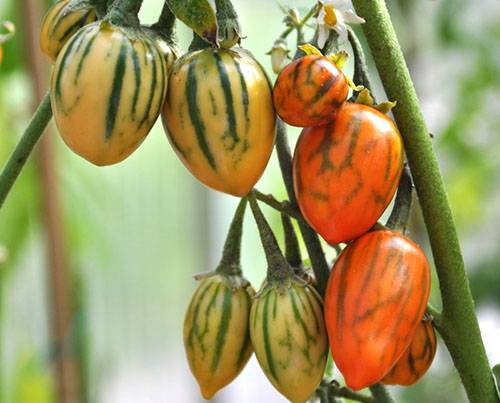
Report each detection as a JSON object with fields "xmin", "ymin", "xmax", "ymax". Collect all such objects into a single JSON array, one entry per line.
[
  {"xmin": 250, "ymin": 278, "xmax": 328, "ymax": 403},
  {"xmin": 183, "ymin": 274, "xmax": 255, "ymax": 400},
  {"xmin": 162, "ymin": 47, "xmax": 276, "ymax": 197},
  {"xmin": 50, "ymin": 20, "xmax": 167, "ymax": 166},
  {"xmin": 40, "ymin": 0, "xmax": 97, "ymax": 62}
]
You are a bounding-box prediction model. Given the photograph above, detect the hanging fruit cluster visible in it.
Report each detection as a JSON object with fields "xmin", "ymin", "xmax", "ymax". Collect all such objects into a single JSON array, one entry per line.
[{"xmin": 37, "ymin": 0, "xmax": 437, "ymax": 401}]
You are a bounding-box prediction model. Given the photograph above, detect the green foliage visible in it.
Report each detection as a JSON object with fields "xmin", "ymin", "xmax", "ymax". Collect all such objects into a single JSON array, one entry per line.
[
  {"xmin": 166, "ymin": 0, "xmax": 217, "ymax": 44},
  {"xmin": 11, "ymin": 350, "xmax": 53, "ymax": 403}
]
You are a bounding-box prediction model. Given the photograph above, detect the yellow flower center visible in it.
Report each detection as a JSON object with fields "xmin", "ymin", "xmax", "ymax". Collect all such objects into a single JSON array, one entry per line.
[{"xmin": 324, "ymin": 5, "xmax": 337, "ymax": 27}]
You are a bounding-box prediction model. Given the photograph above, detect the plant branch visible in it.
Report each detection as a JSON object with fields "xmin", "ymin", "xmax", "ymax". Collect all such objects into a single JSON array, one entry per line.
[
  {"xmin": 274, "ymin": 119, "xmax": 330, "ymax": 297},
  {"xmin": 386, "ymin": 163, "xmax": 413, "ymax": 234},
  {"xmin": 280, "ymin": 213, "xmax": 302, "ymax": 269},
  {"xmin": 347, "ymin": 26, "xmax": 373, "ymax": 94},
  {"xmin": 252, "ymin": 189, "xmax": 302, "ymax": 220},
  {"xmin": 352, "ymin": 1, "xmax": 498, "ymax": 402},
  {"xmin": 150, "ymin": 1, "xmax": 177, "ymax": 42},
  {"xmin": 0, "ymin": 93, "xmax": 52, "ymax": 209},
  {"xmin": 369, "ymin": 384, "xmax": 395, "ymax": 403}
]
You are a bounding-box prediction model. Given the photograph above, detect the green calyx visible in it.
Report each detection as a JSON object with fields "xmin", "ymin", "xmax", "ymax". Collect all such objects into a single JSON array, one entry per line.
[
  {"xmin": 105, "ymin": 0, "xmax": 143, "ymax": 28},
  {"xmin": 215, "ymin": 0, "xmax": 241, "ymax": 48}
]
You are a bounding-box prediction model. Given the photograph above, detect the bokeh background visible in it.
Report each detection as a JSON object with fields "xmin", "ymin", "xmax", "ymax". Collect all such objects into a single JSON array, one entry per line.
[{"xmin": 0, "ymin": 0, "xmax": 499, "ymax": 402}]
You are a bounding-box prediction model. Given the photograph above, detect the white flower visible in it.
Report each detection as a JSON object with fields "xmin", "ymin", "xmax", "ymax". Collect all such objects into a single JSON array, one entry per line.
[
  {"xmin": 268, "ymin": 38, "xmax": 290, "ymax": 74},
  {"xmin": 317, "ymin": 0, "xmax": 365, "ymax": 48}
]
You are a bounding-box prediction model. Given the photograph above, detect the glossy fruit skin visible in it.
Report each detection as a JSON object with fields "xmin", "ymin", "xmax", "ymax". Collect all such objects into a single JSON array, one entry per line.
[
  {"xmin": 273, "ymin": 55, "xmax": 349, "ymax": 127},
  {"xmin": 250, "ymin": 279, "xmax": 328, "ymax": 403},
  {"xmin": 162, "ymin": 47, "xmax": 276, "ymax": 197},
  {"xmin": 51, "ymin": 21, "xmax": 167, "ymax": 166},
  {"xmin": 183, "ymin": 274, "xmax": 255, "ymax": 400},
  {"xmin": 40, "ymin": 0, "xmax": 97, "ymax": 62},
  {"xmin": 293, "ymin": 103, "xmax": 403, "ymax": 244},
  {"xmin": 382, "ymin": 318, "xmax": 437, "ymax": 386},
  {"xmin": 324, "ymin": 230, "xmax": 431, "ymax": 390},
  {"xmin": 141, "ymin": 27, "xmax": 179, "ymax": 73}
]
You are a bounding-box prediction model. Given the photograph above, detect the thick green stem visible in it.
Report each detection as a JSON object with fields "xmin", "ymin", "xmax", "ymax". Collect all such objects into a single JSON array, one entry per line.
[
  {"xmin": 106, "ymin": 0, "xmax": 143, "ymax": 27},
  {"xmin": 215, "ymin": 198, "xmax": 247, "ymax": 277},
  {"xmin": 369, "ymin": 384, "xmax": 395, "ymax": 403},
  {"xmin": 189, "ymin": 32, "xmax": 211, "ymax": 52},
  {"xmin": 150, "ymin": 1, "xmax": 177, "ymax": 42},
  {"xmin": 274, "ymin": 119, "xmax": 330, "ymax": 296},
  {"xmin": 248, "ymin": 194, "xmax": 292, "ymax": 284},
  {"xmin": 215, "ymin": 0, "xmax": 241, "ymax": 48},
  {"xmin": 0, "ymin": 93, "xmax": 52, "ymax": 209},
  {"xmin": 280, "ymin": 213, "xmax": 302, "ymax": 269},
  {"xmin": 352, "ymin": 1, "xmax": 498, "ymax": 402},
  {"xmin": 386, "ymin": 163, "xmax": 413, "ymax": 234}
]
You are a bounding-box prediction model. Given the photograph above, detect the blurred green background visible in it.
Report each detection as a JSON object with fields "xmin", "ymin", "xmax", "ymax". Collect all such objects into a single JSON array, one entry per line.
[{"xmin": 0, "ymin": 0, "xmax": 499, "ymax": 402}]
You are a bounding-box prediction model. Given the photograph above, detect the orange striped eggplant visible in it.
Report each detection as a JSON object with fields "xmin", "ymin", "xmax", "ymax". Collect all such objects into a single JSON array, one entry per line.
[
  {"xmin": 324, "ymin": 230, "xmax": 431, "ymax": 390},
  {"xmin": 273, "ymin": 55, "xmax": 348, "ymax": 127},
  {"xmin": 162, "ymin": 47, "xmax": 276, "ymax": 197},
  {"xmin": 293, "ymin": 102, "xmax": 403, "ymax": 244},
  {"xmin": 382, "ymin": 318, "xmax": 437, "ymax": 386}
]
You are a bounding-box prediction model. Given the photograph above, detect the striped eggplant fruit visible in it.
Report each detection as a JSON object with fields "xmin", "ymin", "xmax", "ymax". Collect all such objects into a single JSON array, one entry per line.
[
  {"xmin": 141, "ymin": 27, "xmax": 180, "ymax": 74},
  {"xmin": 250, "ymin": 278, "xmax": 328, "ymax": 403},
  {"xmin": 324, "ymin": 230, "xmax": 431, "ymax": 390},
  {"xmin": 162, "ymin": 47, "xmax": 276, "ymax": 197},
  {"xmin": 183, "ymin": 274, "xmax": 255, "ymax": 400},
  {"xmin": 40, "ymin": 0, "xmax": 97, "ymax": 62},
  {"xmin": 293, "ymin": 102, "xmax": 403, "ymax": 244},
  {"xmin": 50, "ymin": 20, "xmax": 167, "ymax": 166},
  {"xmin": 273, "ymin": 55, "xmax": 349, "ymax": 127},
  {"xmin": 382, "ymin": 317, "xmax": 437, "ymax": 386}
]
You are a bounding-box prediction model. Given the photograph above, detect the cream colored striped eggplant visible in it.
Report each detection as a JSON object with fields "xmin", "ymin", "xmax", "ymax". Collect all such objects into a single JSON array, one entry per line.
[
  {"xmin": 50, "ymin": 20, "xmax": 167, "ymax": 166},
  {"xmin": 183, "ymin": 274, "xmax": 255, "ymax": 400},
  {"xmin": 40, "ymin": 0, "xmax": 97, "ymax": 62},
  {"xmin": 250, "ymin": 278, "xmax": 328, "ymax": 403},
  {"xmin": 141, "ymin": 27, "xmax": 179, "ymax": 74},
  {"xmin": 162, "ymin": 47, "xmax": 276, "ymax": 197}
]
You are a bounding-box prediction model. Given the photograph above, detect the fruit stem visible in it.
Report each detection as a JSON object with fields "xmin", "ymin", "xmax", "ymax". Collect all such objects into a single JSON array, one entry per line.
[
  {"xmin": 352, "ymin": 1, "xmax": 499, "ymax": 401},
  {"xmin": 347, "ymin": 26, "xmax": 373, "ymax": 95},
  {"xmin": 106, "ymin": 0, "xmax": 143, "ymax": 27},
  {"xmin": 189, "ymin": 32, "xmax": 211, "ymax": 51},
  {"xmin": 281, "ymin": 213, "xmax": 302, "ymax": 269},
  {"xmin": 0, "ymin": 92, "xmax": 52, "ymax": 209},
  {"xmin": 215, "ymin": 0, "xmax": 241, "ymax": 48},
  {"xmin": 215, "ymin": 198, "xmax": 247, "ymax": 277},
  {"xmin": 386, "ymin": 163, "xmax": 413, "ymax": 234},
  {"xmin": 252, "ymin": 189, "xmax": 302, "ymax": 220},
  {"xmin": 151, "ymin": 1, "xmax": 177, "ymax": 43},
  {"xmin": 274, "ymin": 119, "xmax": 330, "ymax": 297},
  {"xmin": 369, "ymin": 384, "xmax": 396, "ymax": 403},
  {"xmin": 91, "ymin": 0, "xmax": 110, "ymax": 18},
  {"xmin": 248, "ymin": 194, "xmax": 293, "ymax": 284}
]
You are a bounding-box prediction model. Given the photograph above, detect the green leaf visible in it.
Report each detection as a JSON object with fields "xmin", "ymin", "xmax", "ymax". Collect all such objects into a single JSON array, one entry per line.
[{"xmin": 166, "ymin": 0, "xmax": 218, "ymax": 45}]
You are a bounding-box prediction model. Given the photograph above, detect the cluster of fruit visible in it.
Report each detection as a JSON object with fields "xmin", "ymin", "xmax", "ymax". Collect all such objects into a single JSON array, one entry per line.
[{"xmin": 39, "ymin": 1, "xmax": 436, "ymax": 401}]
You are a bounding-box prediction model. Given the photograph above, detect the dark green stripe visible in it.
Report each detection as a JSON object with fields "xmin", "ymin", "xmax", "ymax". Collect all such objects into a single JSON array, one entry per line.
[
  {"xmin": 54, "ymin": 27, "xmax": 88, "ymax": 104},
  {"xmin": 234, "ymin": 60, "xmax": 250, "ymax": 127},
  {"xmin": 211, "ymin": 286, "xmax": 233, "ymax": 370},
  {"xmin": 139, "ymin": 42, "xmax": 158, "ymax": 128},
  {"xmin": 74, "ymin": 32, "xmax": 97, "ymax": 83},
  {"xmin": 289, "ymin": 287, "xmax": 313, "ymax": 342},
  {"xmin": 130, "ymin": 45, "xmax": 142, "ymax": 117},
  {"xmin": 186, "ymin": 60, "xmax": 217, "ymax": 169},
  {"xmin": 262, "ymin": 291, "xmax": 279, "ymax": 381},
  {"xmin": 213, "ymin": 52, "xmax": 239, "ymax": 147},
  {"xmin": 187, "ymin": 281, "xmax": 216, "ymax": 349},
  {"xmin": 58, "ymin": 9, "xmax": 93, "ymax": 44},
  {"xmin": 236, "ymin": 292, "xmax": 252, "ymax": 367},
  {"xmin": 48, "ymin": 2, "xmax": 71, "ymax": 37},
  {"xmin": 105, "ymin": 41, "xmax": 127, "ymax": 140}
]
